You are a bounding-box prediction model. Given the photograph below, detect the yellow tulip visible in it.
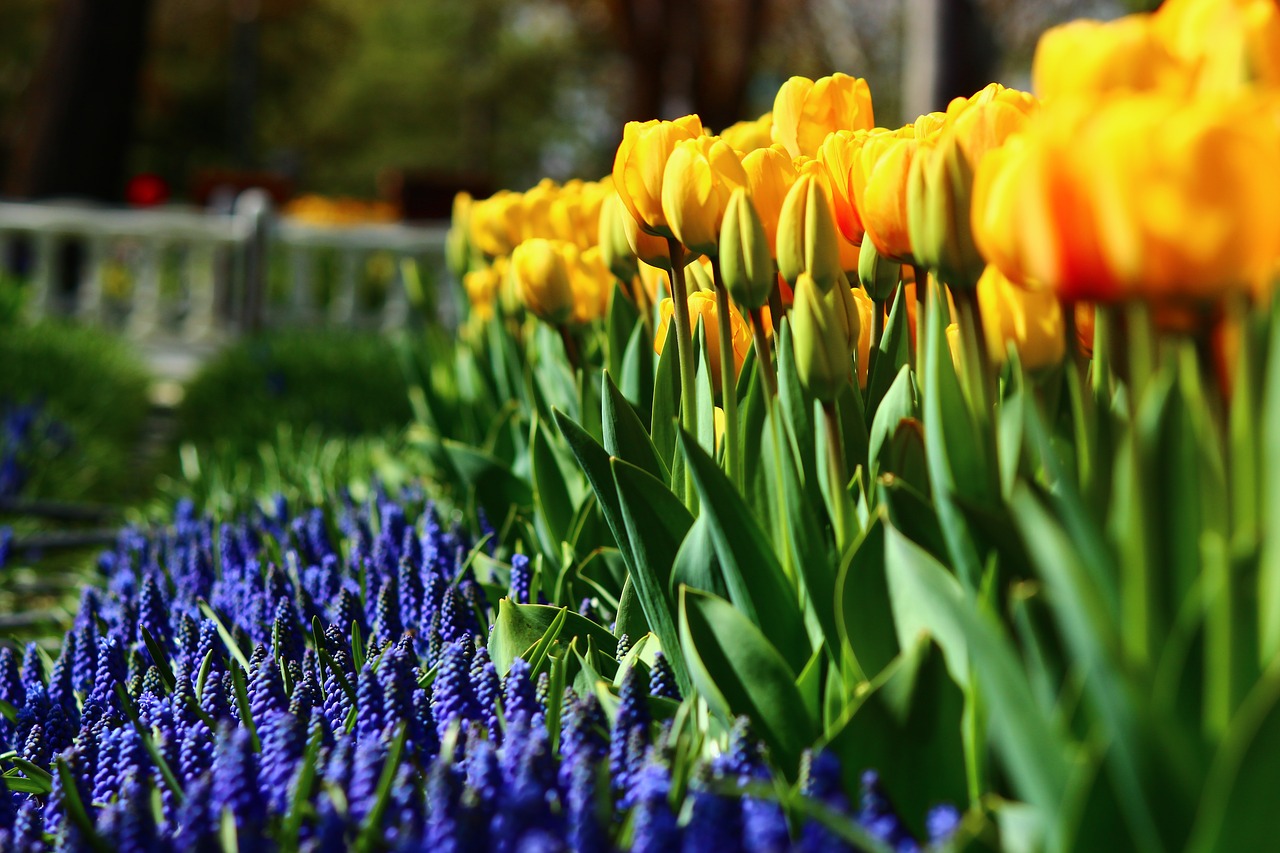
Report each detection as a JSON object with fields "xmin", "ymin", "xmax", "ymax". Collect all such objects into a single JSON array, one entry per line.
[
  {"xmin": 1032, "ymin": 15, "xmax": 1189, "ymax": 100},
  {"xmin": 612, "ymin": 115, "xmax": 705, "ymax": 238},
  {"xmin": 1154, "ymin": 0, "xmax": 1280, "ymax": 93},
  {"xmin": 850, "ymin": 126, "xmax": 920, "ymax": 264},
  {"xmin": 720, "ymin": 113, "xmax": 774, "ymax": 154},
  {"xmin": 620, "ymin": 202, "xmax": 678, "ymax": 271},
  {"xmin": 470, "ymin": 190, "xmax": 523, "ymax": 258},
  {"xmin": 740, "ymin": 144, "xmax": 798, "ymax": 255},
  {"xmin": 463, "ymin": 264, "xmax": 501, "ymax": 321},
  {"xmin": 661, "ymin": 135, "xmax": 749, "ymax": 256},
  {"xmin": 567, "ymin": 245, "xmax": 612, "ymax": 325},
  {"xmin": 850, "ymin": 284, "xmax": 874, "ymax": 387},
  {"xmin": 772, "ymin": 74, "xmax": 875, "ymax": 159},
  {"xmin": 975, "ymin": 264, "xmax": 1064, "ymax": 369},
  {"xmin": 511, "ymin": 238, "xmax": 574, "ymax": 324},
  {"xmin": 518, "ymin": 178, "xmax": 559, "ymax": 244},
  {"xmin": 653, "ymin": 291, "xmax": 752, "ymax": 394}
]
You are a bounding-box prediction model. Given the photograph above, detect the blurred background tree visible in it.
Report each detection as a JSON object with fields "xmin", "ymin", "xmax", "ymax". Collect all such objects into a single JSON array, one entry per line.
[{"xmin": 0, "ymin": 0, "xmax": 1126, "ymax": 205}]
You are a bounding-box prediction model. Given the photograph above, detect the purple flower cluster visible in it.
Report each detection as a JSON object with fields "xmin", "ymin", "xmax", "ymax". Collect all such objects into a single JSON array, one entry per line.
[{"xmin": 0, "ymin": 490, "xmax": 957, "ymax": 851}]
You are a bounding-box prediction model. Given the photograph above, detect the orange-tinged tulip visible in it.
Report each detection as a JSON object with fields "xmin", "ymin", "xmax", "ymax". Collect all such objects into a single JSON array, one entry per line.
[
  {"xmin": 972, "ymin": 94, "xmax": 1280, "ymax": 303},
  {"xmin": 740, "ymin": 145, "xmax": 798, "ymax": 255},
  {"xmin": 772, "ymin": 74, "xmax": 875, "ymax": 159},
  {"xmin": 662, "ymin": 135, "xmax": 749, "ymax": 256},
  {"xmin": 653, "ymin": 291, "xmax": 752, "ymax": 393},
  {"xmin": 817, "ymin": 130, "xmax": 865, "ymax": 247},
  {"xmin": 612, "ymin": 115, "xmax": 705, "ymax": 238},
  {"xmin": 794, "ymin": 158, "xmax": 861, "ymax": 271},
  {"xmin": 975, "ymin": 264, "xmax": 1065, "ymax": 369},
  {"xmin": 511, "ymin": 238, "xmax": 574, "ymax": 325}
]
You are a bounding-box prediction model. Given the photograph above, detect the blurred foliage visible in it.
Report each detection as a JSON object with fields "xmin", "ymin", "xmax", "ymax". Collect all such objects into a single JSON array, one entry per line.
[
  {"xmin": 156, "ymin": 424, "xmax": 435, "ymax": 520},
  {"xmin": 0, "ymin": 318, "xmax": 151, "ymax": 503},
  {"xmin": 175, "ymin": 329, "xmax": 414, "ymax": 458}
]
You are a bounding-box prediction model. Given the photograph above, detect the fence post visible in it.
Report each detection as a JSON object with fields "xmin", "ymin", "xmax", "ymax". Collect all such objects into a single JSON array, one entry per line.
[{"xmin": 235, "ymin": 188, "xmax": 273, "ymax": 333}]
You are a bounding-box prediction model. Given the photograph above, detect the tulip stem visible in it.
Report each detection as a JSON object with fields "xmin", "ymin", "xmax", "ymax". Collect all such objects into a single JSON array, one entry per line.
[
  {"xmin": 666, "ymin": 238, "xmax": 699, "ymax": 502},
  {"xmin": 822, "ymin": 400, "xmax": 850, "ymax": 549},
  {"xmin": 712, "ymin": 261, "xmax": 743, "ymax": 489},
  {"xmin": 749, "ymin": 308, "xmax": 777, "ymax": 398},
  {"xmin": 557, "ymin": 324, "xmax": 580, "ymax": 373},
  {"xmin": 953, "ymin": 285, "xmax": 995, "ymax": 428}
]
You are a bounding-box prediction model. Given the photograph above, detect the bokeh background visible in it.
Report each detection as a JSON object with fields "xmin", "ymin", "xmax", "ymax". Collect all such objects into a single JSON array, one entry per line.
[{"xmin": 0, "ymin": 0, "xmax": 1144, "ymax": 213}]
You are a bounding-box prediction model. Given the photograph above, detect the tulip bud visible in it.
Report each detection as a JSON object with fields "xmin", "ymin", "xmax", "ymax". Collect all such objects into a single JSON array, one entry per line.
[
  {"xmin": 446, "ymin": 192, "xmax": 473, "ymax": 280},
  {"xmin": 908, "ymin": 130, "xmax": 985, "ymax": 290},
  {"xmin": 685, "ymin": 256, "xmax": 715, "ymax": 294},
  {"xmin": 777, "ymin": 173, "xmax": 843, "ymax": 292},
  {"xmin": 511, "ymin": 238, "xmax": 574, "ymax": 325},
  {"xmin": 598, "ymin": 192, "xmax": 640, "ymax": 282},
  {"xmin": 857, "ymin": 238, "xmax": 901, "ymax": 302},
  {"xmin": 719, "ymin": 189, "xmax": 775, "ymax": 310},
  {"xmin": 789, "ymin": 271, "xmax": 859, "ymax": 402}
]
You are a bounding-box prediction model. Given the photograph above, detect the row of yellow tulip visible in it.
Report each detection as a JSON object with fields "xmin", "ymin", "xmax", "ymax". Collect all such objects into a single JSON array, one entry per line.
[{"xmin": 451, "ymin": 0, "xmax": 1280, "ymax": 396}]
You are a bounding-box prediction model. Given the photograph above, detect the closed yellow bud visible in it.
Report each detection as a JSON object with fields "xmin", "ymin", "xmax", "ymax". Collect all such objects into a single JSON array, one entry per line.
[
  {"xmin": 598, "ymin": 192, "xmax": 640, "ymax": 282},
  {"xmin": 612, "ymin": 115, "xmax": 705, "ymax": 237},
  {"xmin": 740, "ymin": 145, "xmax": 798, "ymax": 255},
  {"xmin": 772, "ymin": 74, "xmax": 875, "ymax": 159},
  {"xmin": 789, "ymin": 271, "xmax": 860, "ymax": 401},
  {"xmin": 720, "ymin": 188, "xmax": 775, "ymax": 310},
  {"xmin": 446, "ymin": 191, "xmax": 474, "ymax": 280},
  {"xmin": 777, "ymin": 171, "xmax": 843, "ymax": 292},
  {"xmin": 511, "ymin": 238, "xmax": 574, "ymax": 325},
  {"xmin": 662, "ymin": 135, "xmax": 749, "ymax": 256}
]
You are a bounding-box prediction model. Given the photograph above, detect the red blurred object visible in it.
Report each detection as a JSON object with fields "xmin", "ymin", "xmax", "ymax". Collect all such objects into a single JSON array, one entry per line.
[{"xmin": 126, "ymin": 173, "xmax": 170, "ymax": 207}]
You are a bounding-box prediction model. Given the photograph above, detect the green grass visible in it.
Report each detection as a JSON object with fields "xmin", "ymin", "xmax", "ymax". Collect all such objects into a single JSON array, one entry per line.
[{"xmin": 175, "ymin": 329, "xmax": 414, "ymax": 457}]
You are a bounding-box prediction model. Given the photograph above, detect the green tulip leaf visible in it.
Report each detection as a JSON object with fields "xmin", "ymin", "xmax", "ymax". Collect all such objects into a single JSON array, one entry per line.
[
  {"xmin": 678, "ymin": 429, "xmax": 809, "ymax": 674},
  {"xmin": 612, "ymin": 456, "xmax": 694, "ymax": 695},
  {"xmin": 603, "ymin": 370, "xmax": 668, "ymax": 483},
  {"xmin": 678, "ymin": 587, "xmax": 816, "ymax": 775}
]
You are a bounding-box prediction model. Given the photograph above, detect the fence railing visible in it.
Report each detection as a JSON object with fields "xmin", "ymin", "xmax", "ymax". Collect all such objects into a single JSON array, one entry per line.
[{"xmin": 0, "ymin": 191, "xmax": 452, "ymax": 357}]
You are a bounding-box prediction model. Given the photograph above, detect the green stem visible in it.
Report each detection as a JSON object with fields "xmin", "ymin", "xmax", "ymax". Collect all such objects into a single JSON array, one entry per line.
[
  {"xmin": 667, "ymin": 238, "xmax": 699, "ymax": 503},
  {"xmin": 871, "ymin": 297, "xmax": 886, "ymax": 350},
  {"xmin": 749, "ymin": 307, "xmax": 777, "ymax": 398},
  {"xmin": 823, "ymin": 400, "xmax": 850, "ymax": 549},
  {"xmin": 712, "ymin": 260, "xmax": 742, "ymax": 488},
  {"xmin": 953, "ymin": 285, "xmax": 995, "ymax": 432}
]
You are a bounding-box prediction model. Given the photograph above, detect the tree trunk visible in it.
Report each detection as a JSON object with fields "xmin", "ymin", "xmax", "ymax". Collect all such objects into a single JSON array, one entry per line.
[{"xmin": 5, "ymin": 0, "xmax": 154, "ymax": 202}]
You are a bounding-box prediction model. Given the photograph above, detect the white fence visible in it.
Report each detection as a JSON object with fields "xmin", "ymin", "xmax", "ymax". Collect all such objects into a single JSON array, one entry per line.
[{"xmin": 0, "ymin": 191, "xmax": 452, "ymax": 375}]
